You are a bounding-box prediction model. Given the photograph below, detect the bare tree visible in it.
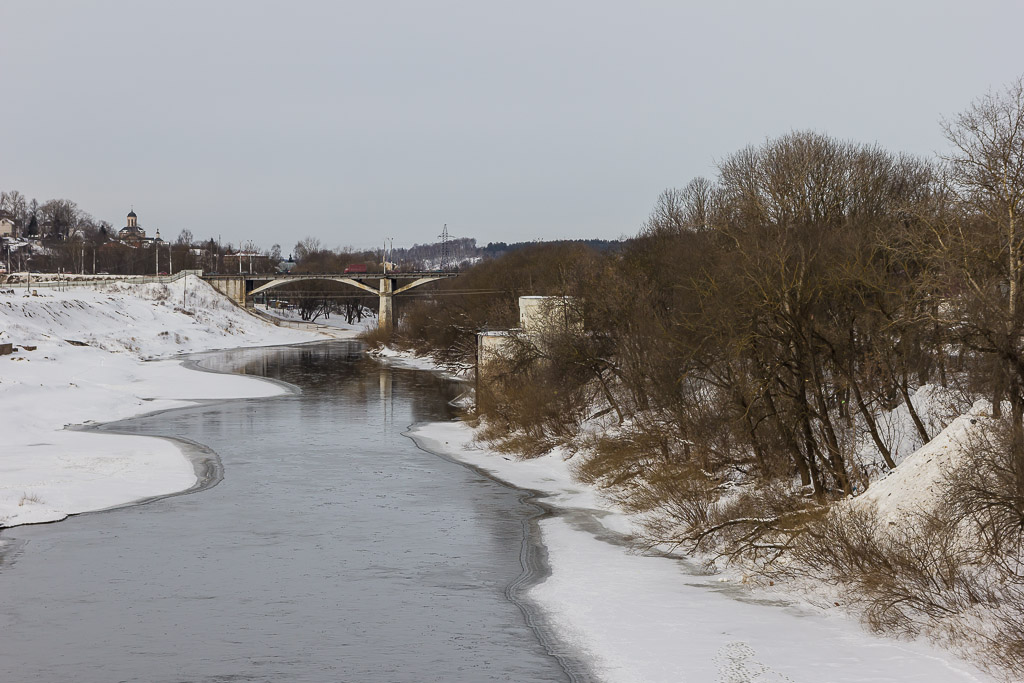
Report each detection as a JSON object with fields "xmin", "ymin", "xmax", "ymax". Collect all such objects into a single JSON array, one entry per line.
[
  {"xmin": 640, "ymin": 178, "xmax": 717, "ymax": 236},
  {"xmin": 0, "ymin": 190, "xmax": 27, "ymax": 232},
  {"xmin": 941, "ymin": 75, "xmax": 1024, "ymax": 475},
  {"xmin": 294, "ymin": 236, "xmax": 323, "ymax": 263},
  {"xmin": 38, "ymin": 198, "xmax": 79, "ymax": 239}
]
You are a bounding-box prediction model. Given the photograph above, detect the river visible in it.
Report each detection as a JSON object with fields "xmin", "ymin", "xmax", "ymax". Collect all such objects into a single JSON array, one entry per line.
[{"xmin": 0, "ymin": 341, "xmax": 584, "ymax": 682}]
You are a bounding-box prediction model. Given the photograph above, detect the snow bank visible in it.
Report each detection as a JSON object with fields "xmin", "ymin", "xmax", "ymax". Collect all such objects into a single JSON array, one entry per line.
[
  {"xmin": 408, "ymin": 421, "xmax": 991, "ymax": 683},
  {"xmin": 373, "ymin": 345, "xmax": 452, "ymax": 373},
  {"xmin": 851, "ymin": 401, "xmax": 989, "ymax": 525},
  {"xmin": 371, "ymin": 345, "xmax": 473, "ymax": 381},
  {"xmin": 0, "ymin": 275, "xmax": 325, "ymax": 527},
  {"xmin": 851, "ymin": 383, "xmax": 968, "ymax": 483},
  {"xmin": 259, "ymin": 305, "xmax": 376, "ymax": 333}
]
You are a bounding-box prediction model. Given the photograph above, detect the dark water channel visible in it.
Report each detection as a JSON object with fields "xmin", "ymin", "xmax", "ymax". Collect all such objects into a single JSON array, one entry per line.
[{"xmin": 0, "ymin": 341, "xmax": 579, "ymax": 682}]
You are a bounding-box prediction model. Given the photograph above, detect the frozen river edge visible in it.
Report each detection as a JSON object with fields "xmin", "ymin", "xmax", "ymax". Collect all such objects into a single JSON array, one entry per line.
[
  {"xmin": 0, "ymin": 275, "xmax": 334, "ymax": 528},
  {"xmin": 405, "ymin": 426, "xmax": 600, "ymax": 683},
  {"xmin": 61, "ymin": 354, "xmax": 308, "ymax": 521},
  {"xmin": 406, "ymin": 419, "xmax": 995, "ymax": 683},
  {"xmin": 0, "ymin": 348, "xmax": 319, "ymax": 529},
  {"xmin": 7, "ymin": 333, "xmax": 597, "ymax": 683}
]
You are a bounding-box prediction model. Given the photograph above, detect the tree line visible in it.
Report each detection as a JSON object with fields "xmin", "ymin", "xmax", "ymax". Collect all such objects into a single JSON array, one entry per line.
[
  {"xmin": 393, "ymin": 78, "xmax": 1024, "ymax": 674},
  {"xmin": 0, "ymin": 194, "xmax": 110, "ymax": 240},
  {"xmin": 0, "ymin": 195, "xmax": 283, "ymax": 276}
]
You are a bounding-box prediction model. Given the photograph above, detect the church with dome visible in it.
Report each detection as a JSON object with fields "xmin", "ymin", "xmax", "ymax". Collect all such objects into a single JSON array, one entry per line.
[{"xmin": 116, "ymin": 209, "xmax": 162, "ymax": 244}]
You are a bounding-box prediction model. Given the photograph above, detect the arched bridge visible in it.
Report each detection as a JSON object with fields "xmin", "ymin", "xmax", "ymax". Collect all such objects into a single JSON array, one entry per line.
[{"xmin": 202, "ymin": 272, "xmax": 457, "ymax": 330}]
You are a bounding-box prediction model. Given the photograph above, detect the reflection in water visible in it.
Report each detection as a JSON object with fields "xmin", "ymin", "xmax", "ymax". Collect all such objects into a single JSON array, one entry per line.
[
  {"xmin": 381, "ymin": 366, "xmax": 393, "ymax": 426},
  {"xmin": 0, "ymin": 341, "xmax": 575, "ymax": 683}
]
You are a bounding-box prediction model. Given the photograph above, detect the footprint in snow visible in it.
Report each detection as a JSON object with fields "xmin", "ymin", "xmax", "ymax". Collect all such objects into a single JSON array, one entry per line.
[{"xmin": 715, "ymin": 641, "xmax": 795, "ymax": 683}]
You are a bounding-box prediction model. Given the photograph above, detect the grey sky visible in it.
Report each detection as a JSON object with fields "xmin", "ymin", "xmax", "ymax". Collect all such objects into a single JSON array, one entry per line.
[{"xmin": 2, "ymin": 1, "xmax": 1021, "ymax": 252}]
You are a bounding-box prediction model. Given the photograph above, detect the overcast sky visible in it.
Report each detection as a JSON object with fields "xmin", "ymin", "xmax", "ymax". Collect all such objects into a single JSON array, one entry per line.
[{"xmin": 2, "ymin": 1, "xmax": 1022, "ymax": 252}]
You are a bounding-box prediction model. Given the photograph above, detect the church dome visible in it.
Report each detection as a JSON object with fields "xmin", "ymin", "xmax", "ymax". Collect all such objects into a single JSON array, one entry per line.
[{"xmin": 127, "ymin": 210, "xmax": 137, "ymax": 218}]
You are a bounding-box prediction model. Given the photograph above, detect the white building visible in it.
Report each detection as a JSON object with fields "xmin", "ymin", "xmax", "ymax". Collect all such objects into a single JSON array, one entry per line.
[
  {"xmin": 518, "ymin": 295, "xmax": 582, "ymax": 336},
  {"xmin": 477, "ymin": 296, "xmax": 582, "ymax": 378}
]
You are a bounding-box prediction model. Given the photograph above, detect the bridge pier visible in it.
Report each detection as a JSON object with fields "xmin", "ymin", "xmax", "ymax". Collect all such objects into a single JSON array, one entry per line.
[{"xmin": 379, "ymin": 277, "xmax": 394, "ymax": 331}]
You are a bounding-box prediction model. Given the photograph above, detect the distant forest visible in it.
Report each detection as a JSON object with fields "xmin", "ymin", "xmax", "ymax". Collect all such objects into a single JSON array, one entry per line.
[
  {"xmin": 386, "ymin": 236, "xmax": 623, "ymax": 269},
  {"xmin": 0, "ymin": 191, "xmax": 624, "ymax": 276},
  {"xmin": 480, "ymin": 238, "xmax": 623, "ymax": 256}
]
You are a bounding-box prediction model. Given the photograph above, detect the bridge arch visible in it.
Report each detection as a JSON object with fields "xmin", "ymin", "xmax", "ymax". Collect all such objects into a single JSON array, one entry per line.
[
  {"xmin": 202, "ymin": 272, "xmax": 457, "ymax": 331},
  {"xmin": 247, "ymin": 276, "xmax": 378, "ymax": 298}
]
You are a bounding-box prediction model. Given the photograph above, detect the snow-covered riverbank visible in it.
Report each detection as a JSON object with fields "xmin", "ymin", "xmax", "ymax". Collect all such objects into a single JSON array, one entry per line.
[
  {"xmin": 0, "ymin": 275, "xmax": 332, "ymax": 527},
  {"xmin": 0, "ymin": 277, "xmax": 997, "ymax": 682},
  {"xmin": 407, "ymin": 417, "xmax": 994, "ymax": 682},
  {"xmin": 257, "ymin": 304, "xmax": 377, "ymax": 333}
]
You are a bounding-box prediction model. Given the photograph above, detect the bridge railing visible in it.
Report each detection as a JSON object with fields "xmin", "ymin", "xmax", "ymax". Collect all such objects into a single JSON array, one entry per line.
[
  {"xmin": 200, "ymin": 271, "xmax": 459, "ymax": 280},
  {"xmin": 1, "ymin": 270, "xmax": 203, "ymax": 289}
]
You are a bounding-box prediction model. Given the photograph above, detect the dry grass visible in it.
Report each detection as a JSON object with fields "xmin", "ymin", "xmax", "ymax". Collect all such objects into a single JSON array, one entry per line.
[
  {"xmin": 18, "ymin": 492, "xmax": 42, "ymax": 507},
  {"xmin": 357, "ymin": 325, "xmax": 393, "ymax": 348}
]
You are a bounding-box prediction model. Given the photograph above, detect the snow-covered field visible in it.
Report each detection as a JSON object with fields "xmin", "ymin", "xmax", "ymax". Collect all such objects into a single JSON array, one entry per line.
[
  {"xmin": 0, "ymin": 274, "xmax": 326, "ymax": 527},
  {"xmin": 408, "ymin": 418, "xmax": 994, "ymax": 683}
]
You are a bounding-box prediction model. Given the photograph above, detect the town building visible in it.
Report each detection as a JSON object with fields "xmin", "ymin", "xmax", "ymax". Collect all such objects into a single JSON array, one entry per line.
[
  {"xmin": 116, "ymin": 209, "xmax": 162, "ymax": 245},
  {"xmin": 117, "ymin": 209, "xmax": 144, "ymax": 241}
]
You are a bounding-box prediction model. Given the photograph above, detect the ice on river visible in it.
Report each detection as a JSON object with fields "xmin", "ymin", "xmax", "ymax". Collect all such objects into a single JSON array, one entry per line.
[
  {"xmin": 408, "ymin": 420, "xmax": 991, "ymax": 683},
  {"xmin": 0, "ymin": 276, "xmax": 326, "ymax": 527}
]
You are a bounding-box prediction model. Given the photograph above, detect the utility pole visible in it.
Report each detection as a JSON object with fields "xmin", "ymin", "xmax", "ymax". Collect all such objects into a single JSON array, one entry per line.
[
  {"xmin": 438, "ymin": 223, "xmax": 451, "ymax": 271},
  {"xmin": 382, "ymin": 238, "xmax": 393, "ymax": 272}
]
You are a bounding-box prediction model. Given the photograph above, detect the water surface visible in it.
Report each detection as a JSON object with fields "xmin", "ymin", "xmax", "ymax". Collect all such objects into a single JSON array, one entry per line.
[{"xmin": 0, "ymin": 341, "xmax": 575, "ymax": 682}]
